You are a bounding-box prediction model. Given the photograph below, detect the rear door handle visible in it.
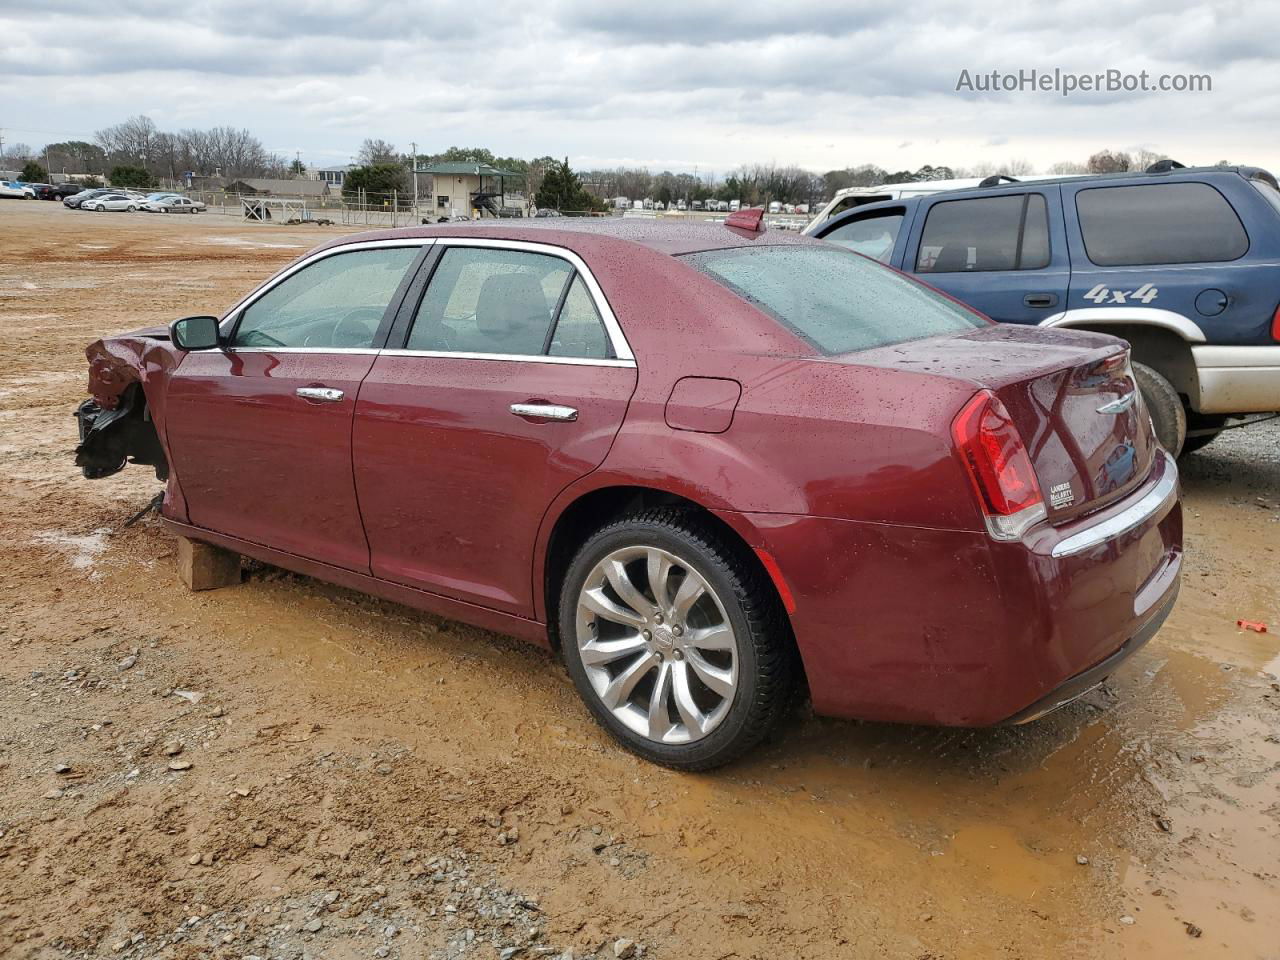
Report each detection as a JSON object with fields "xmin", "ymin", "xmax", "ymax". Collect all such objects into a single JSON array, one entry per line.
[
  {"xmin": 296, "ymin": 387, "xmax": 344, "ymax": 403},
  {"xmin": 510, "ymin": 402, "xmax": 578, "ymax": 422},
  {"xmin": 1024, "ymin": 293, "xmax": 1059, "ymax": 308}
]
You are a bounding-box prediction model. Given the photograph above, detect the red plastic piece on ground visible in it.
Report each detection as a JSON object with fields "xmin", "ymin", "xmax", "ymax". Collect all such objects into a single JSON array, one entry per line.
[{"xmin": 1236, "ymin": 619, "xmax": 1268, "ymax": 633}]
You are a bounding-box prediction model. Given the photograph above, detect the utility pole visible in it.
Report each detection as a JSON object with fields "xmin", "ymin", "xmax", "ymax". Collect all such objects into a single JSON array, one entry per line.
[{"xmin": 410, "ymin": 141, "xmax": 419, "ymax": 214}]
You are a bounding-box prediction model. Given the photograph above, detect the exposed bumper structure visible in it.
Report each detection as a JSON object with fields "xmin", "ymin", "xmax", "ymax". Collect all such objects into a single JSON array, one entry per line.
[{"xmin": 1192, "ymin": 344, "xmax": 1280, "ymax": 413}]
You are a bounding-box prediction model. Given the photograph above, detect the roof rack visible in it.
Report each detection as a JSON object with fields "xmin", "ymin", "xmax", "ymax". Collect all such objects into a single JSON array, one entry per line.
[
  {"xmin": 977, "ymin": 174, "xmax": 1021, "ymax": 188},
  {"xmin": 1144, "ymin": 159, "xmax": 1186, "ymax": 173}
]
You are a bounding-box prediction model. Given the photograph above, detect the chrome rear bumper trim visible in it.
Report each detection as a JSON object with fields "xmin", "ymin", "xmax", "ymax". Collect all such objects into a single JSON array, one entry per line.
[{"xmin": 1051, "ymin": 452, "xmax": 1179, "ymax": 558}]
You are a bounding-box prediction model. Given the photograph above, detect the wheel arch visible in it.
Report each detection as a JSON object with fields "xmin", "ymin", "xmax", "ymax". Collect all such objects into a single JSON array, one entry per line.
[{"xmin": 536, "ymin": 482, "xmax": 805, "ymax": 691}]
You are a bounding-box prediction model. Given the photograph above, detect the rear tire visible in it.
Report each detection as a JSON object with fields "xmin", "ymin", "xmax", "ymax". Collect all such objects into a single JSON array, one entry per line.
[
  {"xmin": 1132, "ymin": 362, "xmax": 1186, "ymax": 456},
  {"xmin": 559, "ymin": 508, "xmax": 794, "ymax": 770}
]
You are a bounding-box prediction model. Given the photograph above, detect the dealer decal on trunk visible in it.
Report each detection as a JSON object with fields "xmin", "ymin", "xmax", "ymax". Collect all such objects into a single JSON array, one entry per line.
[{"xmin": 1049, "ymin": 481, "xmax": 1076, "ymax": 509}]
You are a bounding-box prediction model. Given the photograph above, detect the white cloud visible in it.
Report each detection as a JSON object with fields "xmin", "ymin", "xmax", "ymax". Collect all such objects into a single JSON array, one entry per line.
[{"xmin": 0, "ymin": 0, "xmax": 1276, "ymax": 175}]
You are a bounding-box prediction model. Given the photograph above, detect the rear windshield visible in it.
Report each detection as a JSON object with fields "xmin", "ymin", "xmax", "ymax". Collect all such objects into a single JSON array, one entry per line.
[{"xmin": 683, "ymin": 245, "xmax": 986, "ymax": 355}]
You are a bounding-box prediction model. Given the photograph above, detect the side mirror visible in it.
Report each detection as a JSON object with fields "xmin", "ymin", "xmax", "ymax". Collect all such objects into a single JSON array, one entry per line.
[{"xmin": 170, "ymin": 315, "xmax": 221, "ymax": 351}]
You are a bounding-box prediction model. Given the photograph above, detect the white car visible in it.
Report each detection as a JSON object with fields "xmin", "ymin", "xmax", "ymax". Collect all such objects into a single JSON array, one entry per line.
[
  {"xmin": 83, "ymin": 193, "xmax": 142, "ymax": 212},
  {"xmin": 144, "ymin": 196, "xmax": 206, "ymax": 214},
  {"xmin": 0, "ymin": 181, "xmax": 36, "ymax": 199}
]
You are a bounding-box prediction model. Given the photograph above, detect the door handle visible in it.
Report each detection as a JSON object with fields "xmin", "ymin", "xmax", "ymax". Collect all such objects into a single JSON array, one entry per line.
[
  {"xmin": 1024, "ymin": 293, "xmax": 1059, "ymax": 308},
  {"xmin": 510, "ymin": 402, "xmax": 578, "ymax": 422},
  {"xmin": 296, "ymin": 387, "xmax": 344, "ymax": 403}
]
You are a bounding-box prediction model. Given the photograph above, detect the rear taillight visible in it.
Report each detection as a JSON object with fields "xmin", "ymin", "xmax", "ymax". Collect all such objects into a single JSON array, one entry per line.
[
  {"xmin": 1272, "ymin": 302, "xmax": 1280, "ymax": 342},
  {"xmin": 952, "ymin": 390, "xmax": 1047, "ymax": 541}
]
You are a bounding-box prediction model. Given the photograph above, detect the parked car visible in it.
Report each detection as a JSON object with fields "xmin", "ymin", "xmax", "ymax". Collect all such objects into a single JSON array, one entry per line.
[
  {"xmin": 24, "ymin": 183, "xmax": 56, "ymax": 200},
  {"xmin": 144, "ymin": 196, "xmax": 206, "ymax": 213},
  {"xmin": 64, "ymin": 188, "xmax": 113, "ymax": 209},
  {"xmin": 0, "ymin": 181, "xmax": 36, "ymax": 199},
  {"xmin": 82, "ymin": 193, "xmax": 142, "ymax": 212},
  {"xmin": 810, "ymin": 164, "xmax": 1280, "ymax": 456},
  {"xmin": 52, "ymin": 182, "xmax": 89, "ymax": 200},
  {"xmin": 74, "ymin": 218, "xmax": 1181, "ymax": 769}
]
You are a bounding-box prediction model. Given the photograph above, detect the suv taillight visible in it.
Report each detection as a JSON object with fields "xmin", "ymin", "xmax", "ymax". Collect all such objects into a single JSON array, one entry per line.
[
  {"xmin": 952, "ymin": 390, "xmax": 1047, "ymax": 541},
  {"xmin": 1272, "ymin": 302, "xmax": 1280, "ymax": 342}
]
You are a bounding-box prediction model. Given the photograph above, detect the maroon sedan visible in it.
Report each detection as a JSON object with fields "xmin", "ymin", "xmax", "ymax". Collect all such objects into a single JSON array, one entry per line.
[{"xmin": 75, "ymin": 216, "xmax": 1182, "ymax": 769}]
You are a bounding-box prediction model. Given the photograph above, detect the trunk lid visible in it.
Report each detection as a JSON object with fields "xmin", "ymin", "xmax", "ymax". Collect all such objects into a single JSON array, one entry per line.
[{"xmin": 835, "ymin": 324, "xmax": 1157, "ymax": 523}]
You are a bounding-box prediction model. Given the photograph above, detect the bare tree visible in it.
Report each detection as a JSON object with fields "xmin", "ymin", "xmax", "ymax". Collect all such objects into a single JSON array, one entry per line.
[
  {"xmin": 357, "ymin": 138, "xmax": 398, "ymax": 166},
  {"xmin": 1130, "ymin": 148, "xmax": 1168, "ymax": 172},
  {"xmin": 1047, "ymin": 160, "xmax": 1088, "ymax": 175},
  {"xmin": 1087, "ymin": 149, "xmax": 1132, "ymax": 174},
  {"xmin": 2, "ymin": 141, "xmax": 34, "ymax": 164}
]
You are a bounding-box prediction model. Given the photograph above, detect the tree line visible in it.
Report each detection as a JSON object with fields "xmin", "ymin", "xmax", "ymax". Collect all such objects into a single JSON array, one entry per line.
[{"xmin": 2, "ymin": 118, "xmax": 1233, "ymax": 206}]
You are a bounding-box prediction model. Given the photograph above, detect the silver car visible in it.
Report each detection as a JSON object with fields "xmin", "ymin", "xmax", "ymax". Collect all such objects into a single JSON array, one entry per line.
[
  {"xmin": 143, "ymin": 196, "xmax": 207, "ymax": 214},
  {"xmin": 82, "ymin": 194, "xmax": 142, "ymax": 212}
]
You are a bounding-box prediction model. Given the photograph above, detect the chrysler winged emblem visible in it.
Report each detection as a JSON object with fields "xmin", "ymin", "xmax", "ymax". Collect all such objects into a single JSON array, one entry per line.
[{"xmin": 1097, "ymin": 391, "xmax": 1137, "ymax": 415}]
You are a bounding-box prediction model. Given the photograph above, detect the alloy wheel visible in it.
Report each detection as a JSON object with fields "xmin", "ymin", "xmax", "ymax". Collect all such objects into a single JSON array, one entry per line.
[{"xmin": 575, "ymin": 545, "xmax": 738, "ymax": 745}]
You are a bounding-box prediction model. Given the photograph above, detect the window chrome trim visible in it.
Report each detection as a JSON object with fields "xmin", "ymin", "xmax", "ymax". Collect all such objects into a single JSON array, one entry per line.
[
  {"xmin": 217, "ymin": 238, "xmax": 438, "ymax": 337},
  {"xmin": 1050, "ymin": 452, "xmax": 1178, "ymax": 558},
  {"xmin": 379, "ymin": 348, "xmax": 635, "ymax": 367},
  {"xmin": 424, "ymin": 236, "xmax": 636, "ymax": 363},
  {"xmin": 222, "ymin": 347, "xmax": 383, "ymax": 355}
]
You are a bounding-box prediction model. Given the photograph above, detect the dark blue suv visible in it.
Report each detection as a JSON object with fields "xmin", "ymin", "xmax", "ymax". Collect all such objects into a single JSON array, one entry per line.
[{"xmin": 809, "ymin": 165, "xmax": 1280, "ymax": 455}]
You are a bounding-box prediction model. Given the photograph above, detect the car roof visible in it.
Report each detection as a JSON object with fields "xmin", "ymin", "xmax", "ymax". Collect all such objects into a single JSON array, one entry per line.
[
  {"xmin": 319, "ymin": 216, "xmax": 821, "ymax": 258},
  {"xmin": 819, "ymin": 165, "xmax": 1277, "ymax": 229}
]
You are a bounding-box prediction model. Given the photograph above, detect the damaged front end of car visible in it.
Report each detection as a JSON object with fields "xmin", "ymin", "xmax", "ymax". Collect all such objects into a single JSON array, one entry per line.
[{"xmin": 74, "ymin": 328, "xmax": 179, "ymax": 481}]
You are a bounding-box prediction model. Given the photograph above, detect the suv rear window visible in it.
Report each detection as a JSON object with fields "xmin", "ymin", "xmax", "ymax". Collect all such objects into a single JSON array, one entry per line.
[
  {"xmin": 1076, "ymin": 182, "xmax": 1248, "ymax": 266},
  {"xmin": 684, "ymin": 245, "xmax": 986, "ymax": 355}
]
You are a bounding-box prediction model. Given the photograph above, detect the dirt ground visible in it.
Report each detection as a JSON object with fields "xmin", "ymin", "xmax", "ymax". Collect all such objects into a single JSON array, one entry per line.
[{"xmin": 0, "ymin": 201, "xmax": 1277, "ymax": 960}]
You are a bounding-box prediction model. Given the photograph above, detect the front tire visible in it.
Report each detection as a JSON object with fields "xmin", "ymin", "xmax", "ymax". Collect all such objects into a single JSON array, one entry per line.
[
  {"xmin": 1133, "ymin": 362, "xmax": 1186, "ymax": 456},
  {"xmin": 559, "ymin": 509, "xmax": 794, "ymax": 770}
]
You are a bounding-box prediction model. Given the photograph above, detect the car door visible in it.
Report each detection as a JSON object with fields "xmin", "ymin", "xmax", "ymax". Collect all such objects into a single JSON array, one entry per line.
[
  {"xmin": 164, "ymin": 241, "xmax": 429, "ymax": 572},
  {"xmin": 904, "ymin": 188, "xmax": 1070, "ymax": 325},
  {"xmin": 352, "ymin": 239, "xmax": 639, "ymax": 617}
]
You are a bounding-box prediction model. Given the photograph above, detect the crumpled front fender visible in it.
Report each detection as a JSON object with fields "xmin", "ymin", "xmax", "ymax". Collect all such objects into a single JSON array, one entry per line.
[{"xmin": 76, "ymin": 327, "xmax": 182, "ymax": 485}]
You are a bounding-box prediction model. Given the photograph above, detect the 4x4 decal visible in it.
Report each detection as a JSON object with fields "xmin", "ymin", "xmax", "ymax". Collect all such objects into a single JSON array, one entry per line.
[{"xmin": 1082, "ymin": 282, "xmax": 1159, "ymax": 304}]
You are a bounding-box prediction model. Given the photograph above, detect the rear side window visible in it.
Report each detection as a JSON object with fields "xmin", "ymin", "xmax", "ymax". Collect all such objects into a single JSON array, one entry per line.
[
  {"xmin": 406, "ymin": 246, "xmax": 614, "ymax": 359},
  {"xmin": 916, "ymin": 194, "xmax": 1051, "ymax": 273},
  {"xmin": 1076, "ymin": 183, "xmax": 1248, "ymax": 266},
  {"xmin": 684, "ymin": 246, "xmax": 986, "ymax": 355},
  {"xmin": 821, "ymin": 211, "xmax": 904, "ymax": 263}
]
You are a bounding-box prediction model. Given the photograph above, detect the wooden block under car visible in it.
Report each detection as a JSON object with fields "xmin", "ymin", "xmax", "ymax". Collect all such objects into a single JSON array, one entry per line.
[{"xmin": 175, "ymin": 535, "xmax": 241, "ymax": 591}]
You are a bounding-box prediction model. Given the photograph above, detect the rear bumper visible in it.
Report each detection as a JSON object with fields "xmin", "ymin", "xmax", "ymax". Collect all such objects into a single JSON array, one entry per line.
[
  {"xmin": 720, "ymin": 453, "xmax": 1182, "ymax": 726},
  {"xmin": 1192, "ymin": 344, "xmax": 1280, "ymax": 414},
  {"xmin": 1001, "ymin": 582, "xmax": 1177, "ymax": 724}
]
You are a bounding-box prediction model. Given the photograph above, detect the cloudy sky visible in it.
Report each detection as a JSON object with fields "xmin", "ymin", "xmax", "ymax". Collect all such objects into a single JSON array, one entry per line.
[{"xmin": 2, "ymin": 0, "xmax": 1276, "ymax": 175}]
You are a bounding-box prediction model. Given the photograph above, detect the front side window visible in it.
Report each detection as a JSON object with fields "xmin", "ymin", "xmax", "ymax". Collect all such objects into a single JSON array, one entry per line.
[
  {"xmin": 821, "ymin": 211, "xmax": 905, "ymax": 263},
  {"xmin": 685, "ymin": 245, "xmax": 986, "ymax": 355},
  {"xmin": 232, "ymin": 247, "xmax": 419, "ymax": 349},
  {"xmin": 1076, "ymin": 182, "xmax": 1249, "ymax": 266},
  {"xmin": 406, "ymin": 247, "xmax": 613, "ymax": 359},
  {"xmin": 916, "ymin": 194, "xmax": 1050, "ymax": 273}
]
